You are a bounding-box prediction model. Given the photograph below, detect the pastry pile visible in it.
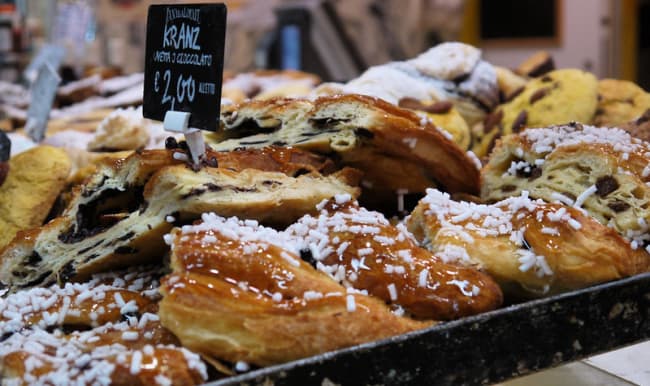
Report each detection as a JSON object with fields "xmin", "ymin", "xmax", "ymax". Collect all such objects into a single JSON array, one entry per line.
[{"xmin": 2, "ymin": 41, "xmax": 650, "ymax": 385}]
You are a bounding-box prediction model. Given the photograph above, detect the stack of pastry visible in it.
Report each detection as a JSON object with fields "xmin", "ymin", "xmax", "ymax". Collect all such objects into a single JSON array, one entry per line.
[{"xmin": 2, "ymin": 41, "xmax": 650, "ymax": 385}]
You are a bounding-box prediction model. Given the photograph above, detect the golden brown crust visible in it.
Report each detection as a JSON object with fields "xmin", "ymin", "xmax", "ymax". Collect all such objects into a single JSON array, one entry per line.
[
  {"xmin": 0, "ymin": 148, "xmax": 359, "ymax": 292},
  {"xmin": 0, "ymin": 146, "xmax": 71, "ymax": 249},
  {"xmin": 159, "ymin": 219, "xmax": 429, "ymax": 366},
  {"xmin": 215, "ymin": 94, "xmax": 480, "ymax": 196},
  {"xmin": 481, "ymin": 124, "xmax": 650, "ymax": 243},
  {"xmin": 286, "ymin": 199, "xmax": 503, "ymax": 320},
  {"xmin": 0, "ymin": 267, "xmax": 208, "ymax": 385},
  {"xmin": 407, "ymin": 189, "xmax": 650, "ymax": 297}
]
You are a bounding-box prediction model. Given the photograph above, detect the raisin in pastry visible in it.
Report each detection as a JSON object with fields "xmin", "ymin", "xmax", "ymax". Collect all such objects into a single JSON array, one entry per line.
[{"xmin": 482, "ymin": 123, "xmax": 650, "ymax": 254}]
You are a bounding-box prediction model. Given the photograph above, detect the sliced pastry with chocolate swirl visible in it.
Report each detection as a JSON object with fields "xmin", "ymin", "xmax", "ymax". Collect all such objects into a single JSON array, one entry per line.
[
  {"xmin": 211, "ymin": 94, "xmax": 481, "ymax": 213},
  {"xmin": 0, "ymin": 147, "xmax": 359, "ymax": 292}
]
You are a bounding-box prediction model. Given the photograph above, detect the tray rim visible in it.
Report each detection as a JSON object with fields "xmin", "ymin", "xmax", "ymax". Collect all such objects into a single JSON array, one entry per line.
[{"xmin": 205, "ymin": 271, "xmax": 650, "ymax": 386}]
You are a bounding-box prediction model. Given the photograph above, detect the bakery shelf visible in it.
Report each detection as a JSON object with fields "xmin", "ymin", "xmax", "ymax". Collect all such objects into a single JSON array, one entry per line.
[{"xmin": 208, "ymin": 272, "xmax": 650, "ymax": 386}]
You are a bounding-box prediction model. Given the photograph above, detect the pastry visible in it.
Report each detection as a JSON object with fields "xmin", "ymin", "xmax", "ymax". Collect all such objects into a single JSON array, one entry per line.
[
  {"xmin": 481, "ymin": 123, "xmax": 650, "ymax": 250},
  {"xmin": 222, "ymin": 70, "xmax": 321, "ymax": 103},
  {"xmin": 212, "ymin": 94, "xmax": 481, "ymax": 212},
  {"xmin": 0, "ymin": 266, "xmax": 208, "ymax": 385},
  {"xmin": 398, "ymin": 98, "xmax": 471, "ymax": 150},
  {"xmin": 285, "ymin": 195, "xmax": 503, "ymax": 320},
  {"xmin": 87, "ymin": 106, "xmax": 154, "ymax": 151},
  {"xmin": 158, "ymin": 212, "xmax": 429, "ymax": 366},
  {"xmin": 407, "ymin": 189, "xmax": 650, "ymax": 297},
  {"xmin": 515, "ymin": 51, "xmax": 555, "ymax": 78},
  {"xmin": 620, "ymin": 108, "xmax": 650, "ymax": 142},
  {"xmin": 496, "ymin": 69, "xmax": 598, "ymax": 136},
  {"xmin": 0, "ymin": 147, "xmax": 360, "ymax": 292},
  {"xmin": 310, "ymin": 42, "xmax": 498, "ymax": 127},
  {"xmin": 0, "ymin": 146, "xmax": 71, "ymax": 249},
  {"xmin": 471, "ymin": 69, "xmax": 599, "ymax": 158},
  {"xmin": 593, "ymin": 79, "xmax": 650, "ymax": 127}
]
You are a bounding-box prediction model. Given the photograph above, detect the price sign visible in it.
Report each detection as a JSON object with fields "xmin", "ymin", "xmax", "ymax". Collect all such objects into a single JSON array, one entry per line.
[{"xmin": 143, "ymin": 4, "xmax": 226, "ymax": 131}]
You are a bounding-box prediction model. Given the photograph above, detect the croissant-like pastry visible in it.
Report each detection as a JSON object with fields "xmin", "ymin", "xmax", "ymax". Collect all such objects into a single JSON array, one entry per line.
[
  {"xmin": 285, "ymin": 195, "xmax": 503, "ymax": 320},
  {"xmin": 159, "ymin": 213, "xmax": 429, "ymax": 367},
  {"xmin": 0, "ymin": 148, "xmax": 359, "ymax": 292},
  {"xmin": 210, "ymin": 94, "xmax": 481, "ymax": 213},
  {"xmin": 408, "ymin": 189, "xmax": 650, "ymax": 297},
  {"xmin": 0, "ymin": 266, "xmax": 207, "ymax": 385}
]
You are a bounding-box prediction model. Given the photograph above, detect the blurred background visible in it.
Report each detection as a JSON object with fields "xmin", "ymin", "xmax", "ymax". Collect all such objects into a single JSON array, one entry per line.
[{"xmin": 0, "ymin": 0, "xmax": 647, "ymax": 88}]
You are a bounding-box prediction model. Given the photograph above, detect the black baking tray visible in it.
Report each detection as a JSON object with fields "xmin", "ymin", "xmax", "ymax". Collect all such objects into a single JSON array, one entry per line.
[{"xmin": 207, "ymin": 272, "xmax": 650, "ymax": 386}]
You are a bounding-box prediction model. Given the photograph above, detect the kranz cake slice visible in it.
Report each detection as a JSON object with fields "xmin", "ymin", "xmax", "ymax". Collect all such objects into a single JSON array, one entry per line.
[
  {"xmin": 209, "ymin": 94, "xmax": 480, "ymax": 211},
  {"xmin": 0, "ymin": 147, "xmax": 360, "ymax": 292},
  {"xmin": 482, "ymin": 123, "xmax": 650, "ymax": 252}
]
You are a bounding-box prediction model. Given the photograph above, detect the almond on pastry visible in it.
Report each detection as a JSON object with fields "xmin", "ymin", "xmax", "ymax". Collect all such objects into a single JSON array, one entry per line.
[
  {"xmin": 159, "ymin": 213, "xmax": 429, "ymax": 366},
  {"xmin": 408, "ymin": 189, "xmax": 650, "ymax": 298}
]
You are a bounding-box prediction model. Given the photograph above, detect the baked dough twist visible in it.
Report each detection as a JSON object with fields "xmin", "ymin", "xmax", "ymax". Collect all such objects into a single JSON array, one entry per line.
[
  {"xmin": 407, "ymin": 189, "xmax": 650, "ymax": 298},
  {"xmin": 0, "ymin": 148, "xmax": 359, "ymax": 292},
  {"xmin": 285, "ymin": 196, "xmax": 503, "ymax": 319},
  {"xmin": 159, "ymin": 213, "xmax": 428, "ymax": 366},
  {"xmin": 210, "ymin": 94, "xmax": 481, "ymax": 214}
]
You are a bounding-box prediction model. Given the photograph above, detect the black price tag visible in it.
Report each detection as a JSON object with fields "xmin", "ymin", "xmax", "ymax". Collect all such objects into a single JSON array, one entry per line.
[{"xmin": 143, "ymin": 4, "xmax": 226, "ymax": 131}]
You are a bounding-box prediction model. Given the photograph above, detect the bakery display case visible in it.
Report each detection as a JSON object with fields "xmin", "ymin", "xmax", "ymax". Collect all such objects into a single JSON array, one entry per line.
[{"xmin": 1, "ymin": 0, "xmax": 650, "ymax": 385}]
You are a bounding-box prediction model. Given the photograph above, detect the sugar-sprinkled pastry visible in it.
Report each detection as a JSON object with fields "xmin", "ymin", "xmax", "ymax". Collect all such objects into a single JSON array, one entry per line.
[
  {"xmin": 408, "ymin": 189, "xmax": 650, "ymax": 297},
  {"xmin": 0, "ymin": 266, "xmax": 207, "ymax": 385},
  {"xmin": 0, "ymin": 148, "xmax": 359, "ymax": 292},
  {"xmin": 482, "ymin": 123, "xmax": 650, "ymax": 250},
  {"xmin": 158, "ymin": 212, "xmax": 428, "ymax": 366},
  {"xmin": 285, "ymin": 195, "xmax": 503, "ymax": 320}
]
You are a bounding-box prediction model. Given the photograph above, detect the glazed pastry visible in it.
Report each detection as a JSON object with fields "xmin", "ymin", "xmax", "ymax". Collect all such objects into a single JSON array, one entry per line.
[
  {"xmin": 494, "ymin": 66, "xmax": 528, "ymax": 103},
  {"xmin": 285, "ymin": 195, "xmax": 503, "ymax": 320},
  {"xmin": 407, "ymin": 189, "xmax": 650, "ymax": 297},
  {"xmin": 593, "ymin": 79, "xmax": 650, "ymax": 127},
  {"xmin": 0, "ymin": 266, "xmax": 208, "ymax": 385},
  {"xmin": 159, "ymin": 212, "xmax": 429, "ymax": 366},
  {"xmin": 213, "ymin": 94, "xmax": 481, "ymax": 205},
  {"xmin": 482, "ymin": 123, "xmax": 650, "ymax": 250},
  {"xmin": 0, "ymin": 146, "xmax": 71, "ymax": 249},
  {"xmin": 0, "ymin": 147, "xmax": 359, "ymax": 292}
]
